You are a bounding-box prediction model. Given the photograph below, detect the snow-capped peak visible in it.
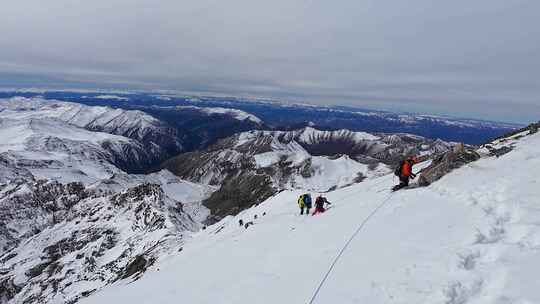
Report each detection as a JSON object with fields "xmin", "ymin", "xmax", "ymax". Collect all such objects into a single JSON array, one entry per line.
[
  {"xmin": 0, "ymin": 97, "xmax": 183, "ymax": 169},
  {"xmin": 297, "ymin": 126, "xmax": 380, "ymax": 143},
  {"xmin": 174, "ymin": 105, "xmax": 263, "ymax": 124}
]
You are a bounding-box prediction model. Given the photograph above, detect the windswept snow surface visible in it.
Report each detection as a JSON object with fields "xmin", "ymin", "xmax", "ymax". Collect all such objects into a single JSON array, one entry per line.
[{"xmin": 84, "ymin": 133, "xmax": 540, "ymax": 303}]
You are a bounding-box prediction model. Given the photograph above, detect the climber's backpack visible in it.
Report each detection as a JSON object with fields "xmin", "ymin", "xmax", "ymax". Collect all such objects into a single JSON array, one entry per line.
[{"xmin": 303, "ymin": 194, "xmax": 312, "ymax": 206}]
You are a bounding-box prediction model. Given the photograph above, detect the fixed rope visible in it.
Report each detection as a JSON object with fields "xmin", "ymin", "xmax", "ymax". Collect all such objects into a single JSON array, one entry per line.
[
  {"xmin": 306, "ymin": 155, "xmax": 434, "ymax": 303},
  {"xmin": 307, "ymin": 192, "xmax": 395, "ymax": 304}
]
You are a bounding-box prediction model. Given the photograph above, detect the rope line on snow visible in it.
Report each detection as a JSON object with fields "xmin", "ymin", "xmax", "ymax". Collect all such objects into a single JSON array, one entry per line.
[
  {"xmin": 304, "ymin": 156, "xmax": 434, "ymax": 303},
  {"xmin": 307, "ymin": 192, "xmax": 395, "ymax": 304}
]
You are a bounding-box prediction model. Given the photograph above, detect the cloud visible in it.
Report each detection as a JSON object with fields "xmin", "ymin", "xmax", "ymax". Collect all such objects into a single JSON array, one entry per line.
[{"xmin": 1, "ymin": 0, "xmax": 539, "ymax": 123}]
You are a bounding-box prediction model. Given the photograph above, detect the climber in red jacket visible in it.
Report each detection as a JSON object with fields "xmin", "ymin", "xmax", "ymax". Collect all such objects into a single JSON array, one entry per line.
[{"xmin": 392, "ymin": 156, "xmax": 418, "ymax": 191}]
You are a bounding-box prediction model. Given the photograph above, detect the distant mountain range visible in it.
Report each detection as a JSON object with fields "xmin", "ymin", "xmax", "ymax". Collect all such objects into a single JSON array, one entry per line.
[
  {"xmin": 0, "ymin": 90, "xmax": 521, "ymax": 145},
  {"xmin": 0, "ymin": 91, "xmax": 533, "ymax": 304}
]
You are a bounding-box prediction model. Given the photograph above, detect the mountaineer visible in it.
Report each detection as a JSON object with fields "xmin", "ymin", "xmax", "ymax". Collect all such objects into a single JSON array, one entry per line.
[{"xmin": 392, "ymin": 156, "xmax": 418, "ymax": 191}]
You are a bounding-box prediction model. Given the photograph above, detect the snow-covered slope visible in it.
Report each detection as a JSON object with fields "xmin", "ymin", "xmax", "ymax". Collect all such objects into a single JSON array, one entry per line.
[
  {"xmin": 0, "ymin": 99, "xmax": 219, "ymax": 303},
  {"xmin": 83, "ymin": 130, "xmax": 540, "ymax": 304},
  {"xmin": 0, "ymin": 97, "xmax": 182, "ymax": 165},
  {"xmin": 0, "ymin": 118, "xmax": 154, "ymax": 183},
  {"xmin": 0, "ymin": 99, "xmax": 217, "ymax": 303},
  {"xmin": 0, "ymin": 98, "xmax": 215, "ymax": 222},
  {"xmin": 174, "ymin": 105, "xmax": 263, "ymax": 124},
  {"xmin": 0, "ymin": 150, "xmax": 214, "ymax": 303}
]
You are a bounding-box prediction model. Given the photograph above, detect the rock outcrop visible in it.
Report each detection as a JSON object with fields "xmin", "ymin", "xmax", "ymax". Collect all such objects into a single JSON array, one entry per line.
[
  {"xmin": 418, "ymin": 144, "xmax": 481, "ymax": 187},
  {"xmin": 0, "ymin": 182, "xmax": 197, "ymax": 304}
]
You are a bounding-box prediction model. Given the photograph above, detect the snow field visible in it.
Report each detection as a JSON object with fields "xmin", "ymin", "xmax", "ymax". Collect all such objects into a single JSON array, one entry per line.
[{"xmin": 84, "ymin": 132, "xmax": 540, "ymax": 304}]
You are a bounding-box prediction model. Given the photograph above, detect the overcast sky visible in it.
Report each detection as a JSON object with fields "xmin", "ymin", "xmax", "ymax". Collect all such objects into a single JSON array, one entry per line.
[{"xmin": 1, "ymin": 0, "xmax": 539, "ymax": 123}]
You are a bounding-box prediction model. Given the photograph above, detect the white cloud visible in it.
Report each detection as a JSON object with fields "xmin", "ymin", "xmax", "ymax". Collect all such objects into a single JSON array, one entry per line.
[{"xmin": 1, "ymin": 0, "xmax": 539, "ymax": 123}]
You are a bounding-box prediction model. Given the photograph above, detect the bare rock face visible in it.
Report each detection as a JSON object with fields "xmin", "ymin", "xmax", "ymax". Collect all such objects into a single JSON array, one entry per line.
[
  {"xmin": 484, "ymin": 145, "xmax": 514, "ymax": 158},
  {"xmin": 477, "ymin": 122, "xmax": 540, "ymax": 160},
  {"xmin": 0, "ymin": 182, "xmax": 197, "ymax": 304},
  {"xmin": 424, "ymin": 121, "xmax": 540, "ymax": 189},
  {"xmin": 490, "ymin": 121, "xmax": 539, "ymax": 143},
  {"xmin": 0, "ymin": 179, "xmax": 91, "ymax": 253},
  {"xmin": 203, "ymin": 173, "xmax": 275, "ymax": 223},
  {"xmin": 0, "ymin": 277, "xmax": 21, "ymax": 303},
  {"xmin": 121, "ymin": 255, "xmax": 154, "ymax": 281},
  {"xmin": 418, "ymin": 144, "xmax": 481, "ymax": 187},
  {"xmin": 529, "ymin": 122, "xmax": 538, "ymax": 135}
]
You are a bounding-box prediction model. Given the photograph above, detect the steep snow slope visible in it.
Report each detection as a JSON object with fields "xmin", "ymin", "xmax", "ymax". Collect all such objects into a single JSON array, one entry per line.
[{"xmin": 84, "ymin": 132, "xmax": 540, "ymax": 304}]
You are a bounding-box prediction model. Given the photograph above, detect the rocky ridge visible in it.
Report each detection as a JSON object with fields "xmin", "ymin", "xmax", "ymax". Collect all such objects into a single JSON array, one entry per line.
[
  {"xmin": 163, "ymin": 127, "xmax": 455, "ymax": 222},
  {"xmin": 0, "ymin": 180, "xmax": 197, "ymax": 304}
]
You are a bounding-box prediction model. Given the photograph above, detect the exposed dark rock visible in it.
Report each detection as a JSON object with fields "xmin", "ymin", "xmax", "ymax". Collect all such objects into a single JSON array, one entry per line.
[
  {"xmin": 0, "ymin": 178, "xmax": 195, "ymax": 302},
  {"xmin": 0, "ymin": 252, "xmax": 16, "ymax": 264},
  {"xmin": 0, "ymin": 179, "xmax": 94, "ymax": 253},
  {"xmin": 299, "ymin": 159, "xmax": 314, "ymax": 178},
  {"xmin": 101, "ymin": 140, "xmax": 156, "ymax": 174},
  {"xmin": 81, "ymin": 289, "xmax": 97, "ymax": 298},
  {"xmin": 489, "ymin": 121, "xmax": 540, "ymax": 143},
  {"xmin": 25, "ymin": 261, "xmax": 51, "ymax": 278},
  {"xmin": 85, "ymin": 256, "xmax": 97, "ymax": 272},
  {"xmin": 418, "ymin": 144, "xmax": 481, "ymax": 186},
  {"xmin": 485, "ymin": 145, "xmax": 514, "ymax": 158},
  {"xmin": 203, "ymin": 173, "xmax": 275, "ymax": 223},
  {"xmin": 46, "ymin": 261, "xmax": 63, "ymax": 277},
  {"xmin": 353, "ymin": 172, "xmax": 366, "ymax": 183},
  {"xmin": 122, "ymin": 255, "xmax": 150, "ymax": 280},
  {"xmin": 529, "ymin": 123, "xmax": 538, "ymax": 135},
  {"xmin": 0, "ymin": 277, "xmax": 21, "ymax": 303},
  {"xmin": 139, "ymin": 105, "xmax": 264, "ymax": 154},
  {"xmin": 111, "ymin": 183, "xmax": 163, "ymax": 207}
]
